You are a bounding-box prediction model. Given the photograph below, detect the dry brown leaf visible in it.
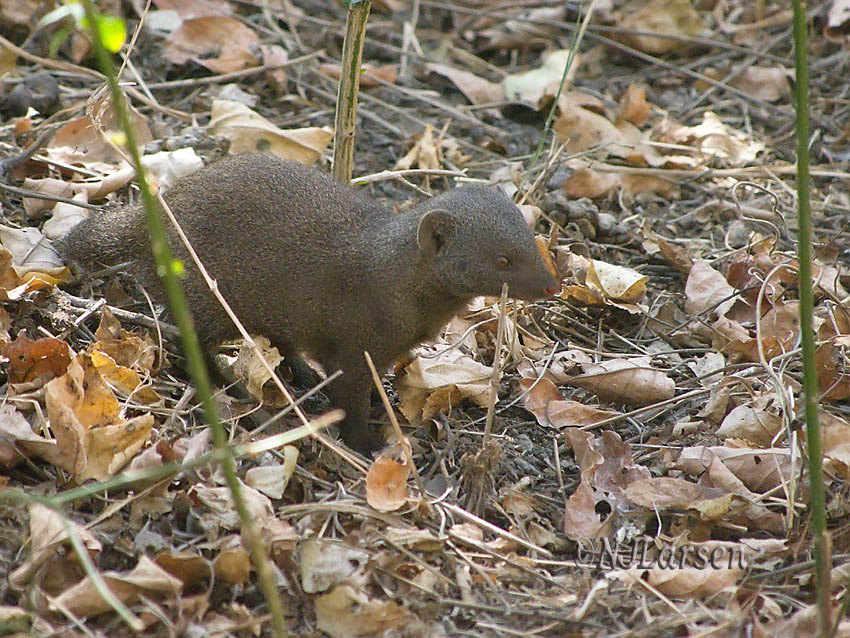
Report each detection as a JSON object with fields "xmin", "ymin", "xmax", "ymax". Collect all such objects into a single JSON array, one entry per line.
[
  {"xmin": 164, "ymin": 17, "xmax": 260, "ymax": 74},
  {"xmin": 383, "ymin": 527, "xmax": 445, "ymax": 552},
  {"xmin": 398, "ymin": 349, "xmax": 492, "ymax": 423},
  {"xmin": 245, "ymin": 446, "xmax": 298, "ymax": 499},
  {"xmin": 394, "ymin": 123, "xmax": 441, "ymax": 171},
  {"xmin": 564, "ymin": 356, "xmax": 675, "ymax": 407},
  {"xmin": 677, "ymin": 445, "xmax": 797, "ymax": 493},
  {"xmin": 0, "ymin": 404, "xmax": 54, "ymax": 468},
  {"xmin": 617, "ymin": 84, "xmax": 651, "ymax": 127},
  {"xmin": 44, "ymin": 356, "xmax": 153, "ymax": 481},
  {"xmin": 817, "ymin": 339, "xmax": 850, "ymax": 401},
  {"xmin": 92, "ymin": 307, "xmax": 157, "ymax": 372},
  {"xmin": 319, "ymin": 63, "xmax": 398, "ymax": 88},
  {"xmin": 0, "ymin": 605, "xmax": 30, "ymax": 633},
  {"xmin": 620, "ymin": 174, "xmax": 677, "ymax": 198},
  {"xmin": 0, "ymin": 225, "xmax": 70, "ymax": 282},
  {"xmin": 553, "ymin": 99, "xmax": 626, "ymax": 156},
  {"xmin": 366, "ymin": 456, "xmax": 410, "ymax": 512},
  {"xmin": 562, "ymin": 166, "xmax": 621, "ymax": 199},
  {"xmin": 658, "ymin": 112, "xmax": 764, "ymax": 167},
  {"xmin": 563, "ymin": 480, "xmax": 614, "ymax": 542},
  {"xmin": 2, "ymin": 334, "xmax": 71, "ymax": 385},
  {"xmin": 503, "ymin": 50, "xmax": 576, "ymax": 107},
  {"xmin": 586, "ymin": 260, "xmax": 648, "ymax": 304},
  {"xmin": 624, "ymin": 477, "xmax": 731, "ymax": 519},
  {"xmin": 565, "ymin": 429, "xmax": 651, "ymax": 492},
  {"xmin": 44, "ymin": 96, "xmax": 153, "ymax": 168},
  {"xmin": 720, "ymin": 300, "xmax": 800, "ymax": 363},
  {"xmin": 763, "ymin": 604, "xmax": 850, "ymax": 636},
  {"xmin": 614, "ymin": 0, "xmax": 707, "ymax": 55},
  {"xmin": 821, "ymin": 411, "xmax": 850, "ymax": 477},
  {"xmin": 208, "ymin": 100, "xmax": 332, "ymax": 163},
  {"xmin": 315, "ymin": 583, "xmax": 409, "ymax": 638},
  {"xmin": 190, "ymin": 481, "xmax": 273, "ymax": 530},
  {"xmin": 50, "ymin": 555, "xmax": 182, "ymax": 618},
  {"xmin": 8, "ymin": 503, "xmax": 102, "ymax": 591},
  {"xmin": 685, "ymin": 259, "xmax": 737, "ymax": 317},
  {"xmin": 426, "ymin": 63, "xmax": 504, "ymax": 105},
  {"xmin": 155, "ymin": 552, "xmax": 211, "ymax": 588},
  {"xmin": 260, "ymin": 44, "xmax": 289, "ymax": 92},
  {"xmin": 89, "ymin": 350, "xmax": 161, "ymax": 405},
  {"xmin": 562, "ymin": 258, "xmax": 648, "ymax": 313},
  {"xmin": 716, "ymin": 403, "xmax": 783, "ymax": 446},
  {"xmin": 299, "ymin": 540, "xmax": 369, "ymax": 594},
  {"xmin": 639, "ymin": 220, "xmax": 694, "ymax": 274},
  {"xmin": 213, "ymin": 548, "xmax": 252, "ymax": 584},
  {"xmin": 154, "ymin": 0, "xmax": 233, "ymax": 18},
  {"xmin": 520, "ymin": 377, "xmax": 621, "ymax": 428},
  {"xmin": 730, "ymin": 66, "xmax": 791, "ymax": 102},
  {"xmin": 609, "ymin": 566, "xmax": 740, "ymax": 598},
  {"xmin": 232, "ymin": 336, "xmax": 284, "ymax": 406}
]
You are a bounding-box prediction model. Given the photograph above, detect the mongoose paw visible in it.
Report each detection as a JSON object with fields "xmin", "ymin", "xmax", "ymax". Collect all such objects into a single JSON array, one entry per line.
[{"xmin": 341, "ymin": 427, "xmax": 386, "ymax": 457}]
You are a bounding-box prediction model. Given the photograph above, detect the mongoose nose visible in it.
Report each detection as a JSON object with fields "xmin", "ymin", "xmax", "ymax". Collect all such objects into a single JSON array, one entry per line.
[{"xmin": 543, "ymin": 283, "xmax": 560, "ymax": 297}]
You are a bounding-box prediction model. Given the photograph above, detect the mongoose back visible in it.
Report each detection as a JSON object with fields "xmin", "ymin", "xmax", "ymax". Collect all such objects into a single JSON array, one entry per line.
[{"xmin": 58, "ymin": 153, "xmax": 560, "ymax": 453}]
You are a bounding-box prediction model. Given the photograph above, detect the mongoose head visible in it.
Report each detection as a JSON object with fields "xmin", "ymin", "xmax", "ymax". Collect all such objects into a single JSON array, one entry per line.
[{"xmin": 416, "ymin": 185, "xmax": 560, "ymax": 301}]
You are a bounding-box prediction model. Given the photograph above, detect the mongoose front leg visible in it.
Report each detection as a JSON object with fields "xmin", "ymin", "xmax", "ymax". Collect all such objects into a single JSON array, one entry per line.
[{"xmin": 326, "ymin": 358, "xmax": 384, "ymax": 455}]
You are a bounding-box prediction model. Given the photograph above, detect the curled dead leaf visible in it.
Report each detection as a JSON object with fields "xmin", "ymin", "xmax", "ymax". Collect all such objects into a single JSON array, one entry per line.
[{"xmin": 366, "ymin": 456, "xmax": 410, "ymax": 512}]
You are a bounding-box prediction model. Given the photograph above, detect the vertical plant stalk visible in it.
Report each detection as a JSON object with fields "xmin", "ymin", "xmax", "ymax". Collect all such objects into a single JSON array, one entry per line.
[
  {"xmin": 332, "ymin": 0, "xmax": 371, "ymax": 183},
  {"xmin": 80, "ymin": 4, "xmax": 288, "ymax": 636},
  {"xmin": 529, "ymin": 0, "xmax": 597, "ymax": 172},
  {"xmin": 483, "ymin": 283, "xmax": 509, "ymax": 448},
  {"xmin": 791, "ymin": 1, "xmax": 830, "ymax": 635}
]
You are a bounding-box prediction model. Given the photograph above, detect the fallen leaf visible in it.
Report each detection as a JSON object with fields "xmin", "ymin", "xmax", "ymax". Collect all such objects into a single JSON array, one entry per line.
[
  {"xmin": 315, "ymin": 583, "xmax": 408, "ymax": 638},
  {"xmin": 564, "ymin": 356, "xmax": 675, "ymax": 407},
  {"xmin": 520, "ymin": 377, "xmax": 621, "ymax": 428},
  {"xmin": 245, "ymin": 446, "xmax": 298, "ymax": 499},
  {"xmin": 209, "ymin": 99, "xmax": 332, "ymax": 163},
  {"xmin": 677, "ymin": 445, "xmax": 797, "ymax": 493},
  {"xmin": 398, "ymin": 349, "xmax": 492, "ymax": 423},
  {"xmin": 50, "ymin": 555, "xmax": 182, "ymax": 618},
  {"xmin": 366, "ymin": 456, "xmax": 410, "ymax": 512},
  {"xmin": 2, "ymin": 334, "xmax": 71, "ymax": 384},
  {"xmin": 730, "ymin": 66, "xmax": 791, "ymax": 102},
  {"xmin": 45, "ymin": 356, "xmax": 154, "ymax": 481},
  {"xmin": 319, "ymin": 63, "xmax": 398, "ymax": 88},
  {"xmin": 426, "ymin": 63, "xmax": 503, "ymax": 105},
  {"xmin": 164, "ymin": 16, "xmax": 260, "ymax": 73},
  {"xmin": 503, "ymin": 49, "xmax": 577, "ymax": 107},
  {"xmin": 213, "ymin": 547, "xmax": 252, "ymax": 584},
  {"xmin": 232, "ymin": 336, "xmax": 284, "ymax": 406},
  {"xmin": 609, "ymin": 566, "xmax": 740, "ymax": 598},
  {"xmin": 614, "ymin": 0, "xmax": 707, "ymax": 54},
  {"xmin": 624, "ymin": 477, "xmax": 731, "ymax": 519},
  {"xmin": 299, "ymin": 540, "xmax": 369, "ymax": 594}
]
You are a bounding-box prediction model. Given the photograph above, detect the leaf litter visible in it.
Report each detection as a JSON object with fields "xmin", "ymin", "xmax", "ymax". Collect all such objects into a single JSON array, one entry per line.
[{"xmin": 1, "ymin": 0, "xmax": 850, "ymax": 636}]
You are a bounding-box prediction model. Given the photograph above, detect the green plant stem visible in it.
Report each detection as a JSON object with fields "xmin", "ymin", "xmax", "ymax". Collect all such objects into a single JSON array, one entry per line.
[
  {"xmin": 333, "ymin": 0, "xmax": 371, "ymax": 183},
  {"xmin": 80, "ymin": 3, "xmax": 288, "ymax": 635},
  {"xmin": 791, "ymin": 1, "xmax": 830, "ymax": 635},
  {"xmin": 529, "ymin": 0, "xmax": 596, "ymax": 172}
]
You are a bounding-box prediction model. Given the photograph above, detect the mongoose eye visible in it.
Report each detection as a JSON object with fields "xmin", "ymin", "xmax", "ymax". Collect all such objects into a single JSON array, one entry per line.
[{"xmin": 496, "ymin": 256, "xmax": 510, "ymax": 269}]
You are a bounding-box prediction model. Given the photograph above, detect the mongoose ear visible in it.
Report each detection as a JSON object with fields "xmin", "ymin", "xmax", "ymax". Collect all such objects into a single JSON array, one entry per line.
[{"xmin": 417, "ymin": 209, "xmax": 458, "ymax": 256}]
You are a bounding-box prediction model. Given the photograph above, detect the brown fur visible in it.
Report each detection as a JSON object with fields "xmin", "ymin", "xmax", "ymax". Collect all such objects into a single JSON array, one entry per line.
[{"xmin": 58, "ymin": 153, "xmax": 559, "ymax": 453}]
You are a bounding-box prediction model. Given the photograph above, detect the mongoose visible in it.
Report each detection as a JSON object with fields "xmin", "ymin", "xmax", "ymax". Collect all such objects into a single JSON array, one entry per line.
[{"xmin": 58, "ymin": 153, "xmax": 560, "ymax": 453}]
